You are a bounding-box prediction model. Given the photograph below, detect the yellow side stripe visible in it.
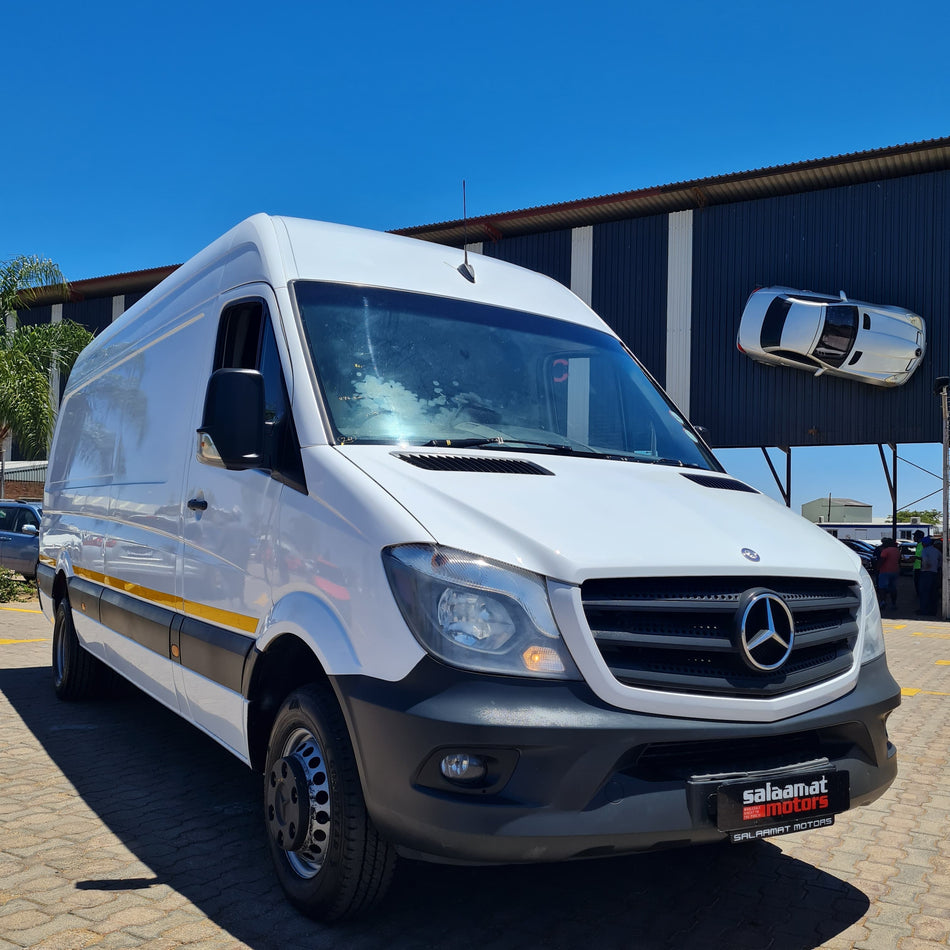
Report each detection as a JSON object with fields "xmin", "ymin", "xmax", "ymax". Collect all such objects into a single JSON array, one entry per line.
[{"xmin": 72, "ymin": 566, "xmax": 259, "ymax": 635}]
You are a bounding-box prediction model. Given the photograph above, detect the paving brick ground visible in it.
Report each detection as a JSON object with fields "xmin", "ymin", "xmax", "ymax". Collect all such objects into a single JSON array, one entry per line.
[{"xmin": 0, "ymin": 581, "xmax": 947, "ymax": 949}]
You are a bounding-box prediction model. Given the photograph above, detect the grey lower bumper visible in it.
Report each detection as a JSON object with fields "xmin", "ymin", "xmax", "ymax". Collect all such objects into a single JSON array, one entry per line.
[{"xmin": 335, "ymin": 655, "xmax": 899, "ymax": 865}]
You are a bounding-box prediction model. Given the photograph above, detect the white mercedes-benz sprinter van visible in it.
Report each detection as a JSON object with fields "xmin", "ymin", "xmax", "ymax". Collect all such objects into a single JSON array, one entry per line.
[{"xmin": 40, "ymin": 214, "xmax": 899, "ymax": 920}]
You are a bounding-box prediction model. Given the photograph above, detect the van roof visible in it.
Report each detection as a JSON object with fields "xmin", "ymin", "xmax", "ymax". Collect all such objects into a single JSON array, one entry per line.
[{"xmin": 97, "ymin": 214, "xmax": 607, "ymax": 350}]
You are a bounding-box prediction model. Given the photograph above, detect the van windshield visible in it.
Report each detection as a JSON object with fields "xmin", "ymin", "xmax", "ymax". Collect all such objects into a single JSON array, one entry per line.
[{"xmin": 294, "ymin": 282, "xmax": 718, "ymax": 469}]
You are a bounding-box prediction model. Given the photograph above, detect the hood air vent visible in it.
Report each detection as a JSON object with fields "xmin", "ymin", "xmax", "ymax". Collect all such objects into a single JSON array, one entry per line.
[
  {"xmin": 681, "ymin": 473, "xmax": 760, "ymax": 493},
  {"xmin": 394, "ymin": 453, "xmax": 554, "ymax": 475}
]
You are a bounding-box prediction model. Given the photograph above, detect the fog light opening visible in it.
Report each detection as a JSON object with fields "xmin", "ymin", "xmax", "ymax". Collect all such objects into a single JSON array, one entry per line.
[{"xmin": 440, "ymin": 753, "xmax": 488, "ymax": 784}]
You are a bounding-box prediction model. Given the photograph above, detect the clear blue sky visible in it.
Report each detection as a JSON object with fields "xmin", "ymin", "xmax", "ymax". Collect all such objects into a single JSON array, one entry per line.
[{"xmin": 3, "ymin": 0, "xmax": 948, "ymax": 516}]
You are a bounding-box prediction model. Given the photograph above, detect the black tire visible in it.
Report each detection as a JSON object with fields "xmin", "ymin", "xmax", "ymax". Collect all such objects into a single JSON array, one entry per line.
[
  {"xmin": 52, "ymin": 599, "xmax": 102, "ymax": 701},
  {"xmin": 263, "ymin": 684, "xmax": 396, "ymax": 921}
]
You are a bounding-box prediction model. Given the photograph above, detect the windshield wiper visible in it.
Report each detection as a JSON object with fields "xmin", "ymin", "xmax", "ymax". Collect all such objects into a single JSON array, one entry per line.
[
  {"xmin": 422, "ymin": 437, "xmax": 504, "ymax": 448},
  {"xmin": 419, "ymin": 439, "xmax": 708, "ymax": 467},
  {"xmin": 422, "ymin": 437, "xmax": 578, "ymax": 455}
]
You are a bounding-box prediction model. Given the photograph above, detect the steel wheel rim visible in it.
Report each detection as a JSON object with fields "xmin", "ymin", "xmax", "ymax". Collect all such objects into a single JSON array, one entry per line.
[{"xmin": 280, "ymin": 727, "xmax": 332, "ymax": 879}]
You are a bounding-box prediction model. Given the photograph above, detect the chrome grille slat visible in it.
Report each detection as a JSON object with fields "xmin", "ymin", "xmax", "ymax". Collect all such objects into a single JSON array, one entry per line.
[{"xmin": 582, "ymin": 576, "xmax": 860, "ymax": 697}]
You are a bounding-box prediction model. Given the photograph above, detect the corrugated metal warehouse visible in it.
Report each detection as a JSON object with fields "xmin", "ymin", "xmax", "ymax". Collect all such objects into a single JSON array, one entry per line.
[
  {"xmin": 18, "ymin": 137, "xmax": 950, "ymax": 498},
  {"xmin": 395, "ymin": 136, "xmax": 950, "ymax": 453}
]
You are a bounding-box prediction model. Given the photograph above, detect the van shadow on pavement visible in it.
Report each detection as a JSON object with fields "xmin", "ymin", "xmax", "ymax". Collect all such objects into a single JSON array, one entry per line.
[{"xmin": 2, "ymin": 661, "xmax": 870, "ymax": 950}]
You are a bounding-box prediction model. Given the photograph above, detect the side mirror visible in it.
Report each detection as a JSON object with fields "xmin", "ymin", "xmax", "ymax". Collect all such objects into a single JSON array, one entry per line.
[
  {"xmin": 197, "ymin": 368, "xmax": 265, "ymax": 470},
  {"xmin": 21, "ymin": 524, "xmax": 38, "ymax": 537}
]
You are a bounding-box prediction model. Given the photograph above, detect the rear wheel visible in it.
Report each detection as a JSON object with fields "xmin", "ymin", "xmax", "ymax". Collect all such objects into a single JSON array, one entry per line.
[
  {"xmin": 264, "ymin": 684, "xmax": 395, "ymax": 921},
  {"xmin": 52, "ymin": 599, "xmax": 102, "ymax": 701}
]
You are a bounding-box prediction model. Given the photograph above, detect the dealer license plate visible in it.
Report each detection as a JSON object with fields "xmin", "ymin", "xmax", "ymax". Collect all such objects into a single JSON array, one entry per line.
[{"xmin": 716, "ymin": 768, "xmax": 850, "ymax": 842}]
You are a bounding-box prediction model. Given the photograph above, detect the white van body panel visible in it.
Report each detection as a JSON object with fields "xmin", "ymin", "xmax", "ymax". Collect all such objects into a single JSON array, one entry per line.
[
  {"xmin": 269, "ymin": 215, "xmax": 604, "ymax": 331},
  {"xmin": 336, "ymin": 445, "xmax": 857, "ymax": 583},
  {"xmin": 262, "ymin": 448, "xmax": 431, "ymax": 677},
  {"xmin": 75, "ymin": 611, "xmax": 182, "ymax": 712},
  {"xmin": 41, "ymin": 215, "xmax": 899, "ymax": 898},
  {"xmin": 336, "ymin": 443, "xmax": 867, "ymax": 719},
  {"xmin": 176, "ymin": 666, "xmax": 248, "ymax": 761}
]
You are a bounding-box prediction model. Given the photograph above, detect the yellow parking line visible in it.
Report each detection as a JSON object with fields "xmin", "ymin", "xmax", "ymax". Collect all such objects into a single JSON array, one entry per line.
[
  {"xmin": 901, "ymin": 687, "xmax": 950, "ymax": 697},
  {"xmin": 936, "ymin": 660, "xmax": 950, "ymax": 666},
  {"xmin": 0, "ymin": 606, "xmax": 43, "ymax": 614},
  {"xmin": 912, "ymin": 632, "xmax": 950, "ymax": 639},
  {"xmin": 0, "ymin": 638, "xmax": 49, "ymax": 645}
]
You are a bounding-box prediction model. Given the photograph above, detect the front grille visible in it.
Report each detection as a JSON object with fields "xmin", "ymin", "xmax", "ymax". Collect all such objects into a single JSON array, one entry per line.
[
  {"xmin": 581, "ymin": 576, "xmax": 860, "ymax": 697},
  {"xmin": 626, "ymin": 733, "xmax": 822, "ymax": 781}
]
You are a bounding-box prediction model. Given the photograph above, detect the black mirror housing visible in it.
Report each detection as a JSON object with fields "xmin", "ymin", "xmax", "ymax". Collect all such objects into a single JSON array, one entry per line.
[{"xmin": 197, "ymin": 368, "xmax": 266, "ymax": 470}]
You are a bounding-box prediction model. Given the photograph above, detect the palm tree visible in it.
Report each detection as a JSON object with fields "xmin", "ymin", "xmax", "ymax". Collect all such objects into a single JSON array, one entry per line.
[
  {"xmin": 0, "ymin": 256, "xmax": 93, "ymax": 495},
  {"xmin": 0, "ymin": 255, "xmax": 69, "ymax": 315}
]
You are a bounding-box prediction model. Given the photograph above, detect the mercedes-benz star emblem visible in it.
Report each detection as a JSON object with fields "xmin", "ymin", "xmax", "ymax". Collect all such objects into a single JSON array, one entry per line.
[{"xmin": 735, "ymin": 589, "xmax": 795, "ymax": 672}]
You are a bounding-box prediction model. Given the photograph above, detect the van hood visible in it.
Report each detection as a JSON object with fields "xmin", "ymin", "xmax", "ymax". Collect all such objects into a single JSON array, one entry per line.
[{"xmin": 335, "ymin": 446, "xmax": 860, "ymax": 584}]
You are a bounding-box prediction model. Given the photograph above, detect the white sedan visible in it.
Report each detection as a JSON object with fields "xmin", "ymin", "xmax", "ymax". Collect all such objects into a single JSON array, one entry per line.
[{"xmin": 737, "ymin": 286, "xmax": 925, "ymax": 387}]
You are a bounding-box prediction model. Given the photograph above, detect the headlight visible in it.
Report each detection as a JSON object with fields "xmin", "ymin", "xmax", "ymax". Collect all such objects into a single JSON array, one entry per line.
[
  {"xmin": 859, "ymin": 567, "xmax": 885, "ymax": 663},
  {"xmin": 383, "ymin": 544, "xmax": 581, "ymax": 680}
]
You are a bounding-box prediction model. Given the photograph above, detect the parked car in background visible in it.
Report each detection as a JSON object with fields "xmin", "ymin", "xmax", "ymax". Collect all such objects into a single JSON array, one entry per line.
[
  {"xmin": 0, "ymin": 500, "xmax": 42, "ymax": 579},
  {"xmin": 839, "ymin": 538, "xmax": 879, "ymax": 577},
  {"xmin": 737, "ymin": 286, "xmax": 925, "ymax": 387}
]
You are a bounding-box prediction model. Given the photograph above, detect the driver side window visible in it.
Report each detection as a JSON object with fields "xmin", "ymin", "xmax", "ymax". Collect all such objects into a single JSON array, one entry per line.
[{"xmin": 214, "ymin": 300, "xmax": 307, "ymax": 492}]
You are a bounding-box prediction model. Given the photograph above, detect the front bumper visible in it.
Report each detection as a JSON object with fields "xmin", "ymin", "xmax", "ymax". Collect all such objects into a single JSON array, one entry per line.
[{"xmin": 333, "ymin": 655, "xmax": 899, "ymax": 865}]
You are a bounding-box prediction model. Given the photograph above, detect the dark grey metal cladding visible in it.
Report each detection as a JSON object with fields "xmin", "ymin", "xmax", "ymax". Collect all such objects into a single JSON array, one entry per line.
[
  {"xmin": 99, "ymin": 586, "xmax": 177, "ymax": 658},
  {"xmin": 65, "ymin": 574, "xmax": 104, "ymax": 624},
  {"xmin": 581, "ymin": 576, "xmax": 860, "ymax": 696},
  {"xmin": 62, "ymin": 297, "xmax": 116, "ymax": 334},
  {"xmin": 478, "ymin": 229, "xmax": 572, "ymax": 287},
  {"xmin": 592, "ymin": 216, "xmax": 669, "ymax": 386},
  {"xmin": 19, "ymin": 298, "xmax": 113, "ymax": 332},
  {"xmin": 178, "ymin": 616, "xmax": 253, "ymax": 694},
  {"xmin": 70, "ymin": 578, "xmax": 252, "ymax": 694},
  {"xmin": 691, "ymin": 171, "xmax": 950, "ymax": 447},
  {"xmin": 16, "ymin": 303, "xmax": 53, "ymax": 328}
]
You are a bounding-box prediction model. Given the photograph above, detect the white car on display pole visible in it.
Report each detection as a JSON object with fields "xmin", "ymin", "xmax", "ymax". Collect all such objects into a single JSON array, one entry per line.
[{"xmin": 737, "ymin": 286, "xmax": 925, "ymax": 386}]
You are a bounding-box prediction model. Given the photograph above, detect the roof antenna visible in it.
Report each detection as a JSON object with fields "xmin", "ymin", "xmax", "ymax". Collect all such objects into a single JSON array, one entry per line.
[{"xmin": 457, "ymin": 179, "xmax": 476, "ymax": 283}]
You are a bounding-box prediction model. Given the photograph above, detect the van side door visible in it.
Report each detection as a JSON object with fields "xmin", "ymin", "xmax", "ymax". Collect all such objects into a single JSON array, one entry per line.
[{"xmin": 179, "ymin": 287, "xmax": 305, "ymax": 758}]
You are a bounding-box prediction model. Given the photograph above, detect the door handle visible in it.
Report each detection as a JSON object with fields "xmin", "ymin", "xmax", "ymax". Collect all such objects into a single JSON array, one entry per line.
[{"xmin": 187, "ymin": 498, "xmax": 208, "ymax": 511}]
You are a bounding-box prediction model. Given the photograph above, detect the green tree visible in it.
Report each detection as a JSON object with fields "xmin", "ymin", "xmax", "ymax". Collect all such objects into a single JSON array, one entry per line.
[
  {"xmin": 897, "ymin": 509, "xmax": 940, "ymax": 525},
  {"xmin": 0, "ymin": 256, "xmax": 93, "ymax": 494}
]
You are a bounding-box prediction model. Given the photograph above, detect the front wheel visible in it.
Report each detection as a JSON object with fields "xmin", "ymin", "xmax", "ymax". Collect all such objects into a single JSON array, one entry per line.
[{"xmin": 263, "ymin": 684, "xmax": 395, "ymax": 921}]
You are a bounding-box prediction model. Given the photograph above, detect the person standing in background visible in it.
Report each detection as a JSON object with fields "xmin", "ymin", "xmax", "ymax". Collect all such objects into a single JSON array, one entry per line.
[
  {"xmin": 912, "ymin": 530, "xmax": 925, "ymax": 597},
  {"xmin": 876, "ymin": 538, "xmax": 900, "ymax": 611},
  {"xmin": 918, "ymin": 536, "xmax": 940, "ymax": 616}
]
